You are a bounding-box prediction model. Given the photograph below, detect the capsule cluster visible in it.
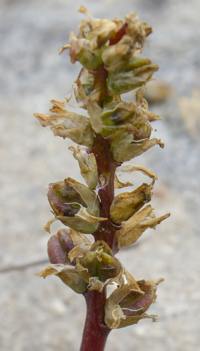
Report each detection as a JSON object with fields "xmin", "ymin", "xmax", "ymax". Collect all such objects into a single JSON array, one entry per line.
[{"xmin": 36, "ymin": 10, "xmax": 169, "ymax": 329}]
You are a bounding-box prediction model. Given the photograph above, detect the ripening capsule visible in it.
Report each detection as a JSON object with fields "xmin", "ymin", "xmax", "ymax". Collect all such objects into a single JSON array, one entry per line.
[
  {"xmin": 47, "ymin": 229, "xmax": 74, "ymax": 264},
  {"xmin": 47, "ymin": 178, "xmax": 102, "ymax": 233}
]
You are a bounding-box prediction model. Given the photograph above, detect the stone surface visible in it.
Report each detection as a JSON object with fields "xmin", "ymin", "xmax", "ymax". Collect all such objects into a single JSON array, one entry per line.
[{"xmin": 1, "ymin": 0, "xmax": 200, "ymax": 350}]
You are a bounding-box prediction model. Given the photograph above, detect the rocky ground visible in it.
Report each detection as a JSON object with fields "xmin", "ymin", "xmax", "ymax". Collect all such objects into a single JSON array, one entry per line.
[{"xmin": 1, "ymin": 0, "xmax": 200, "ymax": 350}]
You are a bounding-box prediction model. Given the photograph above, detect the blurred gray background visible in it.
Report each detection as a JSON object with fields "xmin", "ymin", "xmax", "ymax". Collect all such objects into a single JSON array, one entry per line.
[{"xmin": 1, "ymin": 0, "xmax": 200, "ymax": 350}]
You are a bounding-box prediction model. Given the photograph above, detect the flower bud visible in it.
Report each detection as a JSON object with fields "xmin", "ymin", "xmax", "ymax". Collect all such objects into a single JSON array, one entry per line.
[
  {"xmin": 57, "ymin": 228, "xmax": 75, "ymax": 252},
  {"xmin": 125, "ymin": 13, "xmax": 152, "ymax": 46},
  {"xmin": 111, "ymin": 133, "xmax": 164, "ymax": 163},
  {"xmin": 48, "ymin": 181, "xmax": 84, "ymax": 217},
  {"xmin": 76, "ymin": 241, "xmax": 121, "ymax": 291},
  {"xmin": 67, "ymin": 17, "xmax": 119, "ymax": 69},
  {"xmin": 101, "ymin": 102, "xmax": 135, "ymax": 127},
  {"xmin": 47, "ymin": 235, "xmax": 66, "ymax": 264},
  {"xmin": 110, "ymin": 183, "xmax": 152, "ymax": 224},
  {"xmin": 102, "ymin": 36, "xmax": 133, "ymax": 73},
  {"xmin": 80, "ymin": 18, "xmax": 118, "ymax": 46},
  {"xmin": 105, "ymin": 272, "xmax": 160, "ymax": 329},
  {"xmin": 48, "ymin": 178, "xmax": 105, "ymax": 233},
  {"xmin": 119, "ymin": 279, "xmax": 160, "ymax": 328},
  {"xmin": 47, "ymin": 229, "xmax": 75, "ymax": 264},
  {"xmin": 88, "ymin": 98, "xmax": 153, "ymax": 149},
  {"xmin": 69, "ymin": 36, "xmax": 103, "ymax": 69},
  {"xmin": 107, "ymin": 62, "xmax": 158, "ymax": 95}
]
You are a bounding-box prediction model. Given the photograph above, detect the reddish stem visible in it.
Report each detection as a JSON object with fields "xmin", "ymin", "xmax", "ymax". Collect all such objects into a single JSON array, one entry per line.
[
  {"xmin": 80, "ymin": 43, "xmax": 122, "ymax": 349},
  {"xmin": 80, "ymin": 136, "xmax": 118, "ymax": 351},
  {"xmin": 92, "ymin": 134, "xmax": 120, "ymax": 251},
  {"xmin": 80, "ymin": 291, "xmax": 110, "ymax": 351}
]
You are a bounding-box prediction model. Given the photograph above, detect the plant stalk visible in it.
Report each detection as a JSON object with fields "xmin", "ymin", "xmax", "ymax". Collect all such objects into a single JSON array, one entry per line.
[
  {"xmin": 80, "ymin": 136, "xmax": 117, "ymax": 350},
  {"xmin": 80, "ymin": 290, "xmax": 110, "ymax": 351},
  {"xmin": 92, "ymin": 134, "xmax": 120, "ymax": 251}
]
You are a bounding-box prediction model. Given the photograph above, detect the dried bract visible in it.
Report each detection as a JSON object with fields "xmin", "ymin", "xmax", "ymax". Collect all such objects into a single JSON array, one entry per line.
[
  {"xmin": 117, "ymin": 205, "xmax": 170, "ymax": 248},
  {"xmin": 34, "ymin": 99, "xmax": 94, "ymax": 147}
]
